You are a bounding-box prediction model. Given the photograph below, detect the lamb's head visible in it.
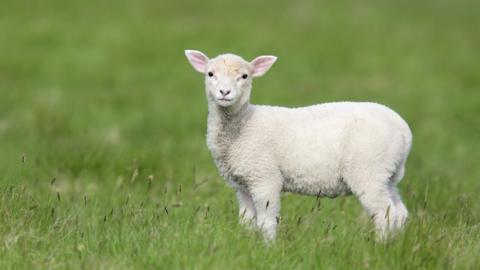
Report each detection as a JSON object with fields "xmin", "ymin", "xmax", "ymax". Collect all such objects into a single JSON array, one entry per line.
[{"xmin": 185, "ymin": 50, "xmax": 277, "ymax": 110}]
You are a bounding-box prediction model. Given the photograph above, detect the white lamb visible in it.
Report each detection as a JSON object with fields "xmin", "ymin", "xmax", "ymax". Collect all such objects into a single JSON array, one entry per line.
[{"xmin": 185, "ymin": 50, "xmax": 412, "ymax": 241}]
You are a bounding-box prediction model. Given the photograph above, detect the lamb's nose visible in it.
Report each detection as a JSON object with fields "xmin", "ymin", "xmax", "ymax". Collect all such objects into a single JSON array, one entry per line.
[{"xmin": 220, "ymin": 90, "xmax": 231, "ymax": 96}]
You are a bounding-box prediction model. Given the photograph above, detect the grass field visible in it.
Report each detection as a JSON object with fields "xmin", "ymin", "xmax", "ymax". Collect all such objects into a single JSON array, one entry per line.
[{"xmin": 1, "ymin": 0, "xmax": 479, "ymax": 269}]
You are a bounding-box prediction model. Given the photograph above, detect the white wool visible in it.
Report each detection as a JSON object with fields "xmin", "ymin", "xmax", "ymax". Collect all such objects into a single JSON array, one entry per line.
[{"xmin": 185, "ymin": 50, "xmax": 412, "ymax": 241}]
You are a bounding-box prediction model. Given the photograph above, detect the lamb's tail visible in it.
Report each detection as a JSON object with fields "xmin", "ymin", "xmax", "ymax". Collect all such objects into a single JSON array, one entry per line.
[
  {"xmin": 390, "ymin": 160, "xmax": 406, "ymax": 184},
  {"xmin": 390, "ymin": 125, "xmax": 412, "ymax": 184}
]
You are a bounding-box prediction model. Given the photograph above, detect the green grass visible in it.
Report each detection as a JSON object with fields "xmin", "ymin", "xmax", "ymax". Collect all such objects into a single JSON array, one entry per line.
[{"xmin": 1, "ymin": 0, "xmax": 479, "ymax": 269}]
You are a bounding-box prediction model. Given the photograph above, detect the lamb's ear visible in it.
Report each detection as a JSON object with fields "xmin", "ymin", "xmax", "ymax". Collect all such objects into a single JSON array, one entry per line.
[
  {"xmin": 250, "ymin": 55, "xmax": 277, "ymax": 77},
  {"xmin": 185, "ymin": 50, "xmax": 209, "ymax": 73}
]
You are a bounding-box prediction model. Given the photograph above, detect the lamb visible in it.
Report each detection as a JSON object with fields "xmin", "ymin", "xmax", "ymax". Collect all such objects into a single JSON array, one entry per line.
[{"xmin": 185, "ymin": 49, "xmax": 412, "ymax": 241}]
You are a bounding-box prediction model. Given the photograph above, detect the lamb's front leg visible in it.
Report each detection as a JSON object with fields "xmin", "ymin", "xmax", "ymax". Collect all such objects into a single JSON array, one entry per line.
[
  {"xmin": 251, "ymin": 181, "xmax": 282, "ymax": 241},
  {"xmin": 236, "ymin": 189, "xmax": 256, "ymax": 227}
]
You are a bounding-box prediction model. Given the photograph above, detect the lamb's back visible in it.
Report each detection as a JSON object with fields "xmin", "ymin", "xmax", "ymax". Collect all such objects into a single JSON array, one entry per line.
[{"xmin": 245, "ymin": 102, "xmax": 411, "ymax": 176}]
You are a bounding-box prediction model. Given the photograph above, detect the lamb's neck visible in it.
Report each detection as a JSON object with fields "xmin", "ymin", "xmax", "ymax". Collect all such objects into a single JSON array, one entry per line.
[{"xmin": 206, "ymin": 102, "xmax": 253, "ymax": 153}]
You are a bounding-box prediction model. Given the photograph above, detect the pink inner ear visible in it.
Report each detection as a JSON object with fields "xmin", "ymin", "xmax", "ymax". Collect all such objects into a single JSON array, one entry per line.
[
  {"xmin": 190, "ymin": 54, "xmax": 206, "ymax": 67},
  {"xmin": 251, "ymin": 56, "xmax": 277, "ymax": 77},
  {"xmin": 252, "ymin": 59, "xmax": 271, "ymax": 73},
  {"xmin": 186, "ymin": 50, "xmax": 209, "ymax": 73}
]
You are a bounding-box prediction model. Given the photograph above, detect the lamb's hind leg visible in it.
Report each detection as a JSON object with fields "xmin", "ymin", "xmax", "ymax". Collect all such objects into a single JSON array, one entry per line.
[
  {"xmin": 388, "ymin": 184, "xmax": 408, "ymax": 230},
  {"xmin": 347, "ymin": 171, "xmax": 402, "ymax": 240},
  {"xmin": 387, "ymin": 162, "xmax": 408, "ymax": 230}
]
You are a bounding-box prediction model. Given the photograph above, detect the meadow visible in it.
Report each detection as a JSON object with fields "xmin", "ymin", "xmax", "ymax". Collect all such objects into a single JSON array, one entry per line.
[{"xmin": 0, "ymin": 0, "xmax": 479, "ymax": 269}]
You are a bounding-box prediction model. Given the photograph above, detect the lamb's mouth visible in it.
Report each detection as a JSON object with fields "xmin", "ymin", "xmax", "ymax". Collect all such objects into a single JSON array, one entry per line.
[{"xmin": 216, "ymin": 98, "xmax": 234, "ymax": 107}]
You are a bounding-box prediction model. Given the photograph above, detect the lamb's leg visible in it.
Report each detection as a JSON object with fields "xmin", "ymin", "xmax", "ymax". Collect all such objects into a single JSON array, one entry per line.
[
  {"xmin": 348, "ymin": 174, "xmax": 399, "ymax": 240},
  {"xmin": 388, "ymin": 162, "xmax": 408, "ymax": 229},
  {"xmin": 251, "ymin": 182, "xmax": 282, "ymax": 241},
  {"xmin": 236, "ymin": 189, "xmax": 256, "ymax": 227},
  {"xmin": 388, "ymin": 184, "xmax": 408, "ymax": 230}
]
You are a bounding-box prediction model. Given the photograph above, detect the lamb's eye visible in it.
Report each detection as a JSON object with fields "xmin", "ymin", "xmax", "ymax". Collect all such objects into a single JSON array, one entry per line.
[
  {"xmin": 208, "ymin": 72, "xmax": 214, "ymax": 77},
  {"xmin": 242, "ymin": 74, "xmax": 248, "ymax": 79}
]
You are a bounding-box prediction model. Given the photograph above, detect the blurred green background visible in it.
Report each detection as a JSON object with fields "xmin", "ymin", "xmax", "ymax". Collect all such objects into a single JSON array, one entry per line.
[{"xmin": 0, "ymin": 0, "xmax": 479, "ymax": 269}]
